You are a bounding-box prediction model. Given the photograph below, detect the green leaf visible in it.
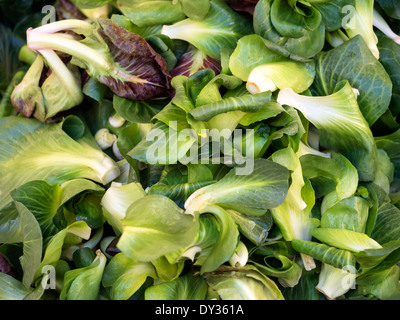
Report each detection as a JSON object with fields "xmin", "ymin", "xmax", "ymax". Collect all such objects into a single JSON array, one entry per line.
[
  {"xmin": 102, "ymin": 252, "xmax": 157, "ymax": 300},
  {"xmin": 310, "ymin": 0, "xmax": 356, "ymax": 32},
  {"xmin": 270, "ymin": 0, "xmax": 322, "ymax": 38},
  {"xmin": 196, "ymin": 205, "xmax": 239, "ymax": 274},
  {"xmin": 320, "ymin": 196, "xmax": 370, "ymax": 233},
  {"xmin": 148, "ymin": 181, "xmax": 216, "ymax": 205},
  {"xmin": 60, "ymin": 249, "xmax": 107, "ymax": 300},
  {"xmin": 189, "ymin": 91, "xmax": 272, "ymax": 121},
  {"xmin": 0, "ymin": 23, "xmax": 24, "ymax": 91},
  {"xmin": 73, "ymin": 247, "xmax": 96, "ymax": 268},
  {"xmin": 239, "ymin": 101, "xmax": 288, "ymax": 127},
  {"xmin": 312, "ymin": 228, "xmax": 382, "ymax": 252},
  {"xmin": 118, "ymin": 195, "xmax": 199, "ymax": 262},
  {"xmin": 0, "ymin": 273, "xmax": 33, "ymax": 300},
  {"xmin": 292, "ymin": 239, "xmax": 356, "ymax": 269},
  {"xmin": 145, "ymin": 271, "xmax": 208, "ymax": 300},
  {"xmin": 111, "ymin": 14, "xmax": 162, "ymax": 38},
  {"xmin": 162, "ymin": 0, "xmax": 253, "ymax": 59},
  {"xmin": 253, "ymin": 0, "xmax": 325, "ymax": 59},
  {"xmin": 300, "ymin": 154, "xmax": 340, "ymax": 198},
  {"xmin": 246, "ymin": 60, "xmax": 315, "ymax": 94},
  {"xmin": 180, "ymin": 0, "xmax": 210, "ymax": 20},
  {"xmin": 371, "ymin": 203, "xmax": 400, "ymax": 246},
  {"xmin": 11, "ymin": 179, "xmax": 103, "ymax": 241},
  {"xmin": 73, "ymin": 193, "xmax": 105, "ymax": 229},
  {"xmin": 101, "ymin": 182, "xmax": 146, "ymax": 234},
  {"xmin": 354, "ymin": 240, "xmax": 400, "ymax": 275},
  {"xmin": 116, "ymin": 0, "xmax": 186, "ymax": 27},
  {"xmin": 151, "ymin": 255, "xmax": 185, "ymax": 282},
  {"xmin": 278, "ymin": 80, "xmax": 378, "ymax": 182},
  {"xmin": 82, "ymin": 77, "xmax": 109, "ymax": 103},
  {"xmin": 146, "ymin": 34, "xmax": 178, "ymax": 71},
  {"xmin": 283, "ymin": 269, "xmax": 322, "ymax": 300},
  {"xmin": 375, "ymin": 0, "xmax": 400, "ymax": 20},
  {"xmin": 165, "ymin": 213, "xmax": 218, "ymax": 265},
  {"xmin": 227, "ymin": 209, "xmax": 274, "ymax": 245},
  {"xmin": 34, "ymin": 221, "xmax": 91, "ymax": 281},
  {"xmin": 71, "ymin": 0, "xmax": 112, "ymax": 9},
  {"xmin": 0, "ymin": 201, "xmax": 42, "ymax": 288},
  {"xmin": 355, "ymin": 265, "xmax": 400, "ymax": 299},
  {"xmin": 270, "ymin": 147, "xmax": 319, "ymax": 243},
  {"xmin": 204, "ymin": 265, "xmax": 284, "ymax": 300},
  {"xmin": 128, "ymin": 121, "xmax": 197, "ymax": 165},
  {"xmin": 320, "ymin": 153, "xmax": 359, "ymax": 213},
  {"xmin": 251, "ymin": 253, "xmax": 303, "ymax": 288},
  {"xmin": 185, "ymin": 158, "xmax": 291, "ymax": 216},
  {"xmin": 229, "ymin": 34, "xmax": 294, "ymax": 81},
  {"xmin": 311, "ymin": 35, "xmax": 393, "ymax": 126},
  {"xmin": 0, "ymin": 116, "xmax": 119, "ymax": 209}
]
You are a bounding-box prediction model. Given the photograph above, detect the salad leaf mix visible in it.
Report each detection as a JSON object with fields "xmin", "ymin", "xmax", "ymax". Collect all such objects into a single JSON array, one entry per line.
[{"xmin": 0, "ymin": 0, "xmax": 400, "ymax": 300}]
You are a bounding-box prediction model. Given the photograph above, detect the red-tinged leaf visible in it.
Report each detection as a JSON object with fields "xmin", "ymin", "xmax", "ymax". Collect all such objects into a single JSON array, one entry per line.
[
  {"xmin": 55, "ymin": 0, "xmax": 87, "ymax": 20},
  {"xmin": 170, "ymin": 45, "xmax": 222, "ymax": 78},
  {"xmin": 225, "ymin": 0, "xmax": 258, "ymax": 15},
  {"xmin": 0, "ymin": 253, "xmax": 14, "ymax": 277},
  {"xmin": 96, "ymin": 18, "xmax": 172, "ymax": 100}
]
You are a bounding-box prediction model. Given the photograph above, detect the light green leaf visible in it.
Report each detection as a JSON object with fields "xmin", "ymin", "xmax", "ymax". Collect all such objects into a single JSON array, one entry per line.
[
  {"xmin": 0, "ymin": 116, "xmax": 119, "ymax": 210},
  {"xmin": 196, "ymin": 205, "xmax": 239, "ymax": 274},
  {"xmin": 0, "ymin": 273, "xmax": 33, "ymax": 300},
  {"xmin": 102, "ymin": 252, "xmax": 157, "ymax": 300},
  {"xmin": 251, "ymin": 253, "xmax": 302, "ymax": 288},
  {"xmin": 180, "ymin": 0, "xmax": 210, "ymax": 20},
  {"xmin": 11, "ymin": 179, "xmax": 103, "ymax": 241},
  {"xmin": 100, "ymin": 182, "xmax": 146, "ymax": 234},
  {"xmin": 71, "ymin": 0, "xmax": 112, "ymax": 9},
  {"xmin": 227, "ymin": 209, "xmax": 274, "ymax": 245},
  {"xmin": 145, "ymin": 271, "xmax": 207, "ymax": 300},
  {"xmin": 60, "ymin": 249, "xmax": 107, "ymax": 300},
  {"xmin": 34, "ymin": 221, "xmax": 91, "ymax": 281},
  {"xmin": 118, "ymin": 195, "xmax": 199, "ymax": 262},
  {"xmin": 320, "ymin": 153, "xmax": 359, "ymax": 213},
  {"xmin": 246, "ymin": 60, "xmax": 315, "ymax": 94},
  {"xmin": 355, "ymin": 265, "xmax": 400, "ymax": 300},
  {"xmin": 117, "ymin": 0, "xmax": 185, "ymax": 27},
  {"xmin": 162, "ymin": 0, "xmax": 253, "ymax": 59},
  {"xmin": 270, "ymin": 147, "xmax": 319, "ymax": 243},
  {"xmin": 0, "ymin": 201, "xmax": 42, "ymax": 288},
  {"xmin": 204, "ymin": 265, "xmax": 284, "ymax": 300},
  {"xmin": 315, "ymin": 263, "xmax": 356, "ymax": 300},
  {"xmin": 320, "ymin": 196, "xmax": 370, "ymax": 233},
  {"xmin": 312, "ymin": 228, "xmax": 382, "ymax": 252},
  {"xmin": 344, "ymin": 0, "xmax": 379, "ymax": 59},
  {"xmin": 185, "ymin": 158, "xmax": 291, "ymax": 216},
  {"xmin": 229, "ymin": 34, "xmax": 292, "ymax": 81},
  {"xmin": 278, "ymin": 80, "xmax": 378, "ymax": 182},
  {"xmin": 128, "ymin": 121, "xmax": 197, "ymax": 166}
]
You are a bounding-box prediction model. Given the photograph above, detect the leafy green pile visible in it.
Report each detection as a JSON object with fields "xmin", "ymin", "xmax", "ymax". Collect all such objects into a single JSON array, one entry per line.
[{"xmin": 1, "ymin": 0, "xmax": 400, "ymax": 300}]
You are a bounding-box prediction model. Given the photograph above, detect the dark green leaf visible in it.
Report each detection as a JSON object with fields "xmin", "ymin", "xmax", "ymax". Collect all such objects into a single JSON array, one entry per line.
[{"xmin": 311, "ymin": 35, "xmax": 393, "ymax": 126}]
